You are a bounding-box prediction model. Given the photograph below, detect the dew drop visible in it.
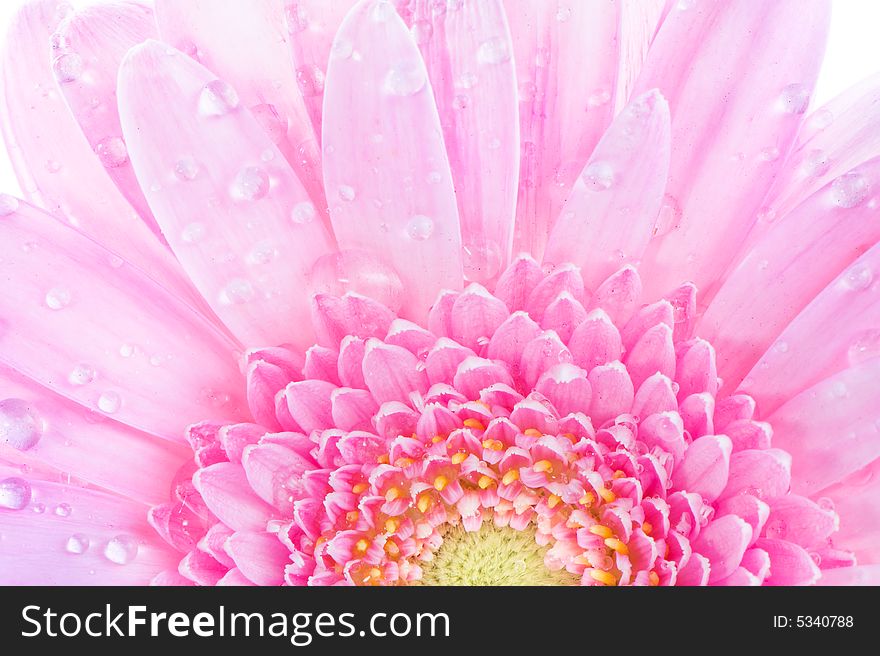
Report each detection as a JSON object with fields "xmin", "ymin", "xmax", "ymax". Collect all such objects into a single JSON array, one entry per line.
[
  {"xmin": 759, "ymin": 146, "xmax": 780, "ymax": 162},
  {"xmin": 296, "ymin": 65, "xmax": 325, "ymax": 97},
  {"xmin": 426, "ymin": 170, "xmax": 443, "ymax": 184},
  {"xmin": 772, "ymin": 340, "xmax": 789, "ymax": 354},
  {"xmin": 830, "ymin": 171, "xmax": 870, "ymax": 208},
  {"xmin": 0, "ymin": 398, "xmax": 42, "ymax": 451},
  {"xmin": 44, "ymin": 286, "xmax": 71, "ymax": 310},
  {"xmin": 220, "ymin": 279, "xmax": 255, "ymax": 305},
  {"xmin": 407, "ymin": 214, "xmax": 435, "ymax": 241},
  {"xmin": 174, "ymin": 156, "xmax": 200, "ymax": 181},
  {"xmin": 801, "ymin": 148, "xmax": 830, "ymax": 178},
  {"xmin": 587, "ymin": 88, "xmax": 612, "ymax": 107},
  {"xmin": 581, "ymin": 161, "xmax": 614, "ymax": 191},
  {"xmin": 46, "ymin": 159, "xmax": 62, "ymax": 173},
  {"xmin": 0, "ymin": 194, "xmax": 19, "ymax": 216},
  {"xmin": 816, "ymin": 496, "xmax": 836, "ymax": 512},
  {"xmin": 52, "ymin": 53, "xmax": 83, "ymax": 83},
  {"xmin": 843, "ymin": 263, "xmax": 873, "ymax": 291},
  {"xmin": 231, "ymin": 166, "xmax": 270, "ymax": 201},
  {"xmin": 779, "ymin": 83, "xmax": 810, "ymax": 114},
  {"xmin": 338, "ymin": 185, "xmax": 356, "ymax": 202},
  {"xmin": 384, "ymin": 61, "xmax": 426, "ymax": 96},
  {"xmin": 198, "ymin": 79, "xmax": 240, "ymax": 116},
  {"xmin": 653, "ymin": 194, "xmax": 682, "ymax": 237},
  {"xmin": 104, "ymin": 534, "xmax": 138, "ymax": 565},
  {"xmin": 831, "ymin": 381, "xmax": 848, "ymax": 398},
  {"xmin": 68, "ymin": 364, "xmax": 96, "ymax": 386},
  {"xmin": 457, "ymin": 72, "xmax": 478, "ymax": 90},
  {"xmin": 119, "ymin": 343, "xmax": 135, "ymax": 358},
  {"xmin": 97, "ymin": 391, "xmax": 121, "ymax": 414},
  {"xmin": 462, "ymin": 240, "xmax": 502, "ymax": 283},
  {"xmin": 181, "ymin": 222, "xmax": 206, "ymax": 244},
  {"xmin": 0, "ymin": 477, "xmax": 31, "ymax": 510},
  {"xmin": 32, "ymin": 502, "xmax": 45, "ymax": 514},
  {"xmin": 519, "ymin": 81, "xmax": 536, "ymax": 102},
  {"xmin": 453, "ymin": 94, "xmax": 469, "ymax": 110},
  {"xmin": 291, "ymin": 201, "xmax": 317, "ymax": 224},
  {"xmin": 248, "ymin": 241, "xmax": 277, "ymax": 265},
  {"xmin": 847, "ymin": 330, "xmax": 880, "ymax": 366},
  {"xmin": 331, "ymin": 38, "xmax": 354, "ymax": 60},
  {"xmin": 54, "ymin": 502, "xmax": 71, "ymax": 517},
  {"xmin": 808, "ymin": 108, "xmax": 834, "ymax": 130},
  {"xmin": 149, "ymin": 354, "xmax": 163, "ymax": 367},
  {"xmin": 764, "ymin": 518, "xmax": 787, "ymax": 539},
  {"xmin": 556, "ymin": 6, "xmax": 572, "ymax": 22},
  {"xmin": 94, "ymin": 137, "xmax": 128, "ymax": 168},
  {"xmin": 477, "ymin": 37, "xmax": 511, "ymax": 65},
  {"xmin": 66, "ymin": 533, "xmax": 89, "ymax": 554}
]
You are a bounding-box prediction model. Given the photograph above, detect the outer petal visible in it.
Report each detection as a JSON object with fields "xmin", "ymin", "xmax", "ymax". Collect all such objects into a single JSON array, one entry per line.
[
  {"xmin": 700, "ymin": 157, "xmax": 880, "ymax": 391},
  {"xmin": 0, "ymin": 0, "xmax": 196, "ymax": 303},
  {"xmin": 633, "ymin": 0, "xmax": 831, "ymax": 298},
  {"xmin": 322, "ymin": 0, "xmax": 463, "ymax": 320},
  {"xmin": 413, "ymin": 0, "xmax": 518, "ymax": 284},
  {"xmin": 225, "ymin": 531, "xmax": 289, "ymax": 586},
  {"xmin": 0, "ymin": 200, "xmax": 246, "ymax": 439},
  {"xmin": 544, "ymin": 90, "xmax": 670, "ymax": 290},
  {"xmin": 118, "ymin": 41, "xmax": 336, "ymax": 349},
  {"xmin": 156, "ymin": 0, "xmax": 326, "ymax": 218},
  {"xmin": 0, "ymin": 471, "xmax": 178, "ymax": 584}
]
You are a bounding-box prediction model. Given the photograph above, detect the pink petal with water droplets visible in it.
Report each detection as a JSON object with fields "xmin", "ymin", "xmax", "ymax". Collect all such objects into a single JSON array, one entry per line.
[
  {"xmin": 242, "ymin": 443, "xmax": 312, "ymax": 511},
  {"xmin": 193, "ymin": 462, "xmax": 277, "ymax": 532},
  {"xmin": 535, "ymin": 364, "xmax": 592, "ymax": 418},
  {"xmin": 540, "ymin": 292, "xmax": 587, "ymax": 345},
  {"xmin": 545, "ymin": 91, "xmax": 670, "ymax": 288},
  {"xmin": 0, "ymin": 201, "xmax": 245, "ymax": 439},
  {"xmin": 362, "ymin": 339, "xmax": 429, "ymax": 405},
  {"xmin": 451, "ymin": 284, "xmax": 510, "ymax": 351},
  {"xmin": 713, "ymin": 395, "xmax": 756, "ymax": 432},
  {"xmin": 338, "ymin": 337, "xmax": 368, "ymax": 389},
  {"xmin": 676, "ymin": 339, "xmax": 718, "ymax": 399},
  {"xmin": 312, "ymin": 293, "xmax": 396, "ymax": 349},
  {"xmin": 119, "ymin": 41, "xmax": 335, "ymax": 349},
  {"xmin": 620, "ymin": 300, "xmax": 674, "ymax": 353},
  {"xmin": 589, "ymin": 266, "xmax": 642, "ymax": 326},
  {"xmin": 156, "ymin": 0, "xmax": 325, "ymax": 216},
  {"xmin": 331, "ymin": 388, "xmax": 378, "ymax": 432},
  {"xmin": 425, "ymin": 338, "xmax": 476, "ymax": 386},
  {"xmin": 486, "ymin": 312, "xmax": 542, "ymax": 373},
  {"xmin": 720, "ymin": 449, "xmax": 792, "ymax": 502},
  {"xmin": 494, "ymin": 255, "xmax": 543, "ymax": 312},
  {"xmin": 815, "ymin": 457, "xmax": 880, "ymax": 563},
  {"xmin": 519, "ymin": 331, "xmax": 572, "ymax": 391},
  {"xmin": 322, "ymin": 1, "xmax": 463, "ymax": 321},
  {"xmin": 453, "ymin": 357, "xmax": 514, "ymax": 400},
  {"xmin": 624, "ymin": 323, "xmax": 675, "ymax": 391},
  {"xmin": 679, "ymin": 393, "xmax": 714, "ymax": 439},
  {"xmin": 633, "ymin": 0, "xmax": 830, "ymax": 298},
  {"xmin": 246, "ymin": 360, "xmax": 287, "ymax": 431},
  {"xmin": 716, "ymin": 495, "xmax": 769, "ymax": 547},
  {"xmin": 693, "ymin": 515, "xmax": 752, "ymax": 584},
  {"xmin": 676, "ymin": 552, "xmax": 710, "ymax": 586},
  {"xmin": 675, "ymin": 435, "xmax": 732, "ymax": 503},
  {"xmin": 765, "ymin": 495, "xmax": 837, "ymax": 548},
  {"xmin": 225, "ymin": 531, "xmax": 289, "ymax": 586},
  {"xmin": 568, "ymin": 309, "xmax": 623, "ymax": 373},
  {"xmin": 632, "ymin": 373, "xmax": 678, "ymax": 417},
  {"xmin": 588, "ymin": 362, "xmax": 634, "ymax": 426},
  {"xmin": 754, "ymin": 538, "xmax": 820, "ymax": 586},
  {"xmin": 284, "ymin": 379, "xmax": 336, "ymax": 433}
]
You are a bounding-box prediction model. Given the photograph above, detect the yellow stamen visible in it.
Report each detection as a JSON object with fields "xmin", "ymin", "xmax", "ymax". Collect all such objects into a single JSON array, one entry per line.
[
  {"xmin": 433, "ymin": 475, "xmax": 449, "ymax": 491},
  {"xmin": 385, "ymin": 487, "xmax": 402, "ymax": 502},
  {"xmin": 352, "ymin": 482, "xmax": 369, "ymax": 494},
  {"xmin": 482, "ymin": 438, "xmax": 505, "ymax": 451},
  {"xmin": 463, "ymin": 418, "xmax": 485, "ymax": 431},
  {"xmin": 385, "ymin": 517, "xmax": 400, "ymax": 534},
  {"xmin": 501, "ymin": 469, "xmax": 520, "ymax": 485},
  {"xmin": 345, "ymin": 510, "xmax": 359, "ymax": 524},
  {"xmin": 377, "ymin": 454, "xmax": 390, "ymax": 465},
  {"xmin": 417, "ymin": 493, "xmax": 432, "ymax": 513},
  {"xmin": 451, "ymin": 451, "xmax": 468, "ymax": 465},
  {"xmin": 478, "ymin": 475, "xmax": 495, "ymax": 490},
  {"xmin": 354, "ymin": 539, "xmax": 369, "ymax": 555},
  {"xmin": 367, "ymin": 566, "xmax": 382, "ymax": 582},
  {"xmin": 533, "ymin": 459, "xmax": 553, "ymax": 473},
  {"xmin": 395, "ymin": 457, "xmax": 414, "ymax": 468},
  {"xmin": 589, "ymin": 524, "xmax": 614, "ymax": 539},
  {"xmin": 642, "ymin": 521, "xmax": 653, "ymax": 536},
  {"xmin": 590, "ymin": 569, "xmax": 618, "ymax": 586},
  {"xmin": 547, "ymin": 494, "xmax": 562, "ymax": 509},
  {"xmin": 598, "ymin": 486, "xmax": 616, "ymax": 503},
  {"xmin": 604, "ymin": 538, "xmax": 629, "ymax": 555},
  {"xmin": 649, "ymin": 571, "xmax": 660, "ymax": 586},
  {"xmin": 523, "ymin": 428, "xmax": 542, "ymax": 437},
  {"xmin": 384, "ymin": 541, "xmax": 400, "ymax": 558},
  {"xmin": 579, "ymin": 492, "xmax": 596, "ymax": 507},
  {"xmin": 612, "ymin": 470, "xmax": 626, "ymax": 479},
  {"xmin": 432, "ymin": 435, "xmax": 444, "ymax": 443}
]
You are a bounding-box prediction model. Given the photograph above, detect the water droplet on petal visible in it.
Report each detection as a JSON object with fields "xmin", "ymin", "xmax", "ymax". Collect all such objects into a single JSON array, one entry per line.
[
  {"xmin": 0, "ymin": 398, "xmax": 42, "ymax": 451},
  {"xmin": 309, "ymin": 249, "xmax": 404, "ymax": 313},
  {"xmin": 52, "ymin": 53, "xmax": 83, "ymax": 83},
  {"xmin": 772, "ymin": 340, "xmax": 789, "ymax": 354},
  {"xmin": 68, "ymin": 364, "xmax": 96, "ymax": 386},
  {"xmin": 843, "ymin": 263, "xmax": 873, "ymax": 291},
  {"xmin": 457, "ymin": 72, "xmax": 478, "ymax": 90},
  {"xmin": 556, "ymin": 6, "xmax": 572, "ymax": 22},
  {"xmin": 94, "ymin": 137, "xmax": 128, "ymax": 168},
  {"xmin": 248, "ymin": 240, "xmax": 277, "ymax": 265},
  {"xmin": 759, "ymin": 146, "xmax": 780, "ymax": 162},
  {"xmin": 0, "ymin": 194, "xmax": 19, "ymax": 216},
  {"xmin": 384, "ymin": 61, "xmax": 426, "ymax": 96},
  {"xmin": 296, "ymin": 64, "xmax": 325, "ymax": 97},
  {"xmin": 119, "ymin": 343, "xmax": 135, "ymax": 358},
  {"xmin": 46, "ymin": 159, "xmax": 62, "ymax": 173},
  {"xmin": 780, "ymin": 83, "xmax": 810, "ymax": 114},
  {"xmin": 407, "ymin": 214, "xmax": 434, "ymax": 241},
  {"xmin": 54, "ymin": 502, "xmax": 71, "ymax": 517},
  {"xmin": 220, "ymin": 279, "xmax": 255, "ymax": 305},
  {"xmin": 477, "ymin": 37, "xmax": 511, "ymax": 65},
  {"xmin": 338, "ymin": 185, "xmax": 356, "ymax": 202},
  {"xmin": 453, "ymin": 94, "xmax": 469, "ymax": 110},
  {"xmin": 97, "ymin": 391, "xmax": 121, "ymax": 414},
  {"xmin": 587, "ymin": 88, "xmax": 612, "ymax": 107},
  {"xmin": 199, "ymin": 79, "xmax": 240, "ymax": 116},
  {"xmin": 581, "ymin": 161, "xmax": 614, "ymax": 191},
  {"xmin": 44, "ymin": 286, "xmax": 72, "ymax": 310},
  {"xmin": 104, "ymin": 534, "xmax": 138, "ymax": 565},
  {"xmin": 808, "ymin": 108, "xmax": 834, "ymax": 130},
  {"xmin": 66, "ymin": 533, "xmax": 89, "ymax": 554},
  {"xmin": 831, "ymin": 381, "xmax": 848, "ymax": 398},
  {"xmin": 181, "ymin": 222, "xmax": 206, "ymax": 244},
  {"xmin": 831, "ymin": 171, "xmax": 870, "ymax": 208},
  {"xmin": 0, "ymin": 477, "xmax": 31, "ymax": 510},
  {"xmin": 816, "ymin": 496, "xmax": 836, "ymax": 512},
  {"xmin": 291, "ymin": 201, "xmax": 317, "ymax": 224},
  {"xmin": 331, "ymin": 38, "xmax": 354, "ymax": 60},
  {"xmin": 801, "ymin": 148, "xmax": 830, "ymax": 178},
  {"xmin": 462, "ymin": 240, "xmax": 502, "ymax": 283},
  {"xmin": 847, "ymin": 330, "xmax": 880, "ymax": 366},
  {"xmin": 653, "ymin": 194, "xmax": 682, "ymax": 237},
  {"xmin": 231, "ymin": 166, "xmax": 270, "ymax": 201}
]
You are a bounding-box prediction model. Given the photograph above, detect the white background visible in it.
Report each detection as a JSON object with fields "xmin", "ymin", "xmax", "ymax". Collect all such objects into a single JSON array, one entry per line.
[{"xmin": 1, "ymin": 0, "xmax": 879, "ymax": 195}]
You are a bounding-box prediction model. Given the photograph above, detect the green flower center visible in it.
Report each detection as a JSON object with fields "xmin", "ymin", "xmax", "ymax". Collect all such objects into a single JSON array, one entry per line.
[{"xmin": 418, "ymin": 524, "xmax": 579, "ymax": 586}]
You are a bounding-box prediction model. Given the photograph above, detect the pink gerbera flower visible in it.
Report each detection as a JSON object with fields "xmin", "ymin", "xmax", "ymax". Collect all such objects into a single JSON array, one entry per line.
[{"xmin": 1, "ymin": 0, "xmax": 879, "ymax": 586}]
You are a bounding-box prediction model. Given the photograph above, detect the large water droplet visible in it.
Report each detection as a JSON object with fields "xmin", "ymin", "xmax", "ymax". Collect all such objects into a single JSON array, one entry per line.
[
  {"xmin": 291, "ymin": 201, "xmax": 317, "ymax": 224},
  {"xmin": 104, "ymin": 534, "xmax": 138, "ymax": 565},
  {"xmin": 231, "ymin": 166, "xmax": 270, "ymax": 201},
  {"xmin": 220, "ymin": 279, "xmax": 255, "ymax": 305},
  {"xmin": 830, "ymin": 171, "xmax": 870, "ymax": 208},
  {"xmin": 462, "ymin": 240, "xmax": 502, "ymax": 283},
  {"xmin": 843, "ymin": 263, "xmax": 874, "ymax": 291},
  {"xmin": 847, "ymin": 330, "xmax": 880, "ymax": 366},
  {"xmin": 296, "ymin": 65, "xmax": 325, "ymax": 97},
  {"xmin": 0, "ymin": 398, "xmax": 42, "ymax": 451},
  {"xmin": 0, "ymin": 477, "xmax": 31, "ymax": 510},
  {"xmin": 68, "ymin": 364, "xmax": 96, "ymax": 386},
  {"xmin": 199, "ymin": 79, "xmax": 240, "ymax": 116},
  {"xmin": 45, "ymin": 286, "xmax": 71, "ymax": 310},
  {"xmin": 52, "ymin": 53, "xmax": 83, "ymax": 83},
  {"xmin": 407, "ymin": 214, "xmax": 435, "ymax": 241},
  {"xmin": 66, "ymin": 533, "xmax": 89, "ymax": 554},
  {"xmin": 0, "ymin": 194, "xmax": 19, "ymax": 216},
  {"xmin": 94, "ymin": 137, "xmax": 128, "ymax": 168},
  {"xmin": 581, "ymin": 161, "xmax": 614, "ymax": 191},
  {"xmin": 174, "ymin": 156, "xmax": 200, "ymax": 181},
  {"xmin": 477, "ymin": 37, "xmax": 511, "ymax": 65},
  {"xmin": 97, "ymin": 391, "xmax": 121, "ymax": 414},
  {"xmin": 54, "ymin": 502, "xmax": 71, "ymax": 517},
  {"xmin": 338, "ymin": 185, "xmax": 356, "ymax": 202},
  {"xmin": 384, "ymin": 61, "xmax": 426, "ymax": 96},
  {"xmin": 780, "ymin": 83, "xmax": 810, "ymax": 114}
]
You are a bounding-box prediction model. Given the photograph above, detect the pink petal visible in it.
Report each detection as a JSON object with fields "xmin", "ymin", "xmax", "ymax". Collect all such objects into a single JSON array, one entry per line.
[
  {"xmin": 217, "ymin": 568, "xmax": 257, "ymax": 586},
  {"xmin": 486, "ymin": 311, "xmax": 542, "ymax": 373},
  {"xmin": 331, "ymin": 388, "xmax": 378, "ymax": 432},
  {"xmin": 716, "ymin": 495, "xmax": 770, "ymax": 547},
  {"xmin": 494, "ymin": 254, "xmax": 543, "ymax": 312},
  {"xmin": 192, "ymin": 462, "xmax": 277, "ymax": 532},
  {"xmin": 118, "ymin": 41, "xmax": 335, "ymax": 349},
  {"xmin": 0, "ymin": 200, "xmax": 246, "ymax": 439},
  {"xmin": 545, "ymin": 91, "xmax": 670, "ymax": 289},
  {"xmin": 540, "ymin": 292, "xmax": 587, "ymax": 345},
  {"xmin": 632, "ymin": 373, "xmax": 678, "ymax": 417},
  {"xmin": 362, "ymin": 339, "xmax": 429, "ymax": 405},
  {"xmin": 674, "ymin": 435, "xmax": 732, "ymax": 503},
  {"xmin": 311, "ymin": 293, "xmax": 396, "ymax": 348},
  {"xmin": 156, "ymin": 0, "xmax": 325, "ymax": 217},
  {"xmin": 634, "ymin": 0, "xmax": 831, "ymax": 298},
  {"xmin": 568, "ymin": 309, "xmax": 623, "ymax": 371},
  {"xmin": 225, "ymin": 531, "xmax": 289, "ymax": 586},
  {"xmin": 754, "ymin": 538, "xmax": 821, "ymax": 586},
  {"xmin": 535, "ymin": 364, "xmax": 592, "ymax": 418},
  {"xmin": 589, "ymin": 265, "xmax": 643, "ymax": 326},
  {"xmin": 675, "ymin": 339, "xmax": 718, "ymax": 399},
  {"xmin": 624, "ymin": 323, "xmax": 675, "ymax": 391},
  {"xmin": 816, "ymin": 458, "xmax": 880, "ymax": 564},
  {"xmin": 692, "ymin": 515, "xmax": 752, "ymax": 583},
  {"xmin": 818, "ymin": 565, "xmax": 880, "ymax": 586},
  {"xmin": 719, "ymin": 449, "xmax": 792, "ymax": 502},
  {"xmin": 322, "ymin": 1, "xmax": 463, "ymax": 321},
  {"xmin": 520, "ymin": 331, "xmax": 572, "ymax": 391},
  {"xmin": 242, "ymin": 443, "xmax": 313, "ymax": 511},
  {"xmin": 284, "ymin": 380, "xmax": 336, "ymax": 434},
  {"xmin": 765, "ymin": 495, "xmax": 838, "ymax": 548},
  {"xmin": 450, "ymin": 284, "xmax": 510, "ymax": 351},
  {"xmin": 588, "ymin": 361, "xmax": 634, "ymax": 426}
]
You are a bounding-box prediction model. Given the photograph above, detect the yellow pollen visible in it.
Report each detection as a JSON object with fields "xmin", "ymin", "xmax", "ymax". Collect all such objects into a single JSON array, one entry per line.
[
  {"xmin": 533, "ymin": 459, "xmax": 553, "ymax": 473},
  {"xmin": 579, "ymin": 492, "xmax": 596, "ymax": 506},
  {"xmin": 590, "ymin": 569, "xmax": 618, "ymax": 586},
  {"xmin": 432, "ymin": 435, "xmax": 444, "ymax": 443},
  {"xmin": 547, "ymin": 494, "xmax": 562, "ymax": 509},
  {"xmin": 523, "ymin": 428, "xmax": 542, "ymax": 437},
  {"xmin": 463, "ymin": 418, "xmax": 485, "ymax": 431},
  {"xmin": 642, "ymin": 521, "xmax": 653, "ymax": 536},
  {"xmin": 649, "ymin": 571, "xmax": 660, "ymax": 586},
  {"xmin": 345, "ymin": 510, "xmax": 359, "ymax": 524},
  {"xmin": 395, "ymin": 457, "xmax": 414, "ymax": 468},
  {"xmin": 434, "ymin": 475, "xmax": 449, "ymax": 491},
  {"xmin": 384, "ymin": 541, "xmax": 400, "ymax": 558},
  {"xmin": 598, "ymin": 487, "xmax": 616, "ymax": 503},
  {"xmin": 385, "ymin": 487, "xmax": 402, "ymax": 502},
  {"xmin": 474, "ymin": 400, "xmax": 491, "ymax": 409},
  {"xmin": 385, "ymin": 517, "xmax": 400, "ymax": 534},
  {"xmin": 451, "ymin": 451, "xmax": 468, "ymax": 465},
  {"xmin": 502, "ymin": 469, "xmax": 520, "ymax": 485},
  {"xmin": 589, "ymin": 524, "xmax": 614, "ymax": 539},
  {"xmin": 612, "ymin": 470, "xmax": 626, "ymax": 479},
  {"xmin": 478, "ymin": 475, "xmax": 495, "ymax": 490},
  {"xmin": 482, "ymin": 438, "xmax": 505, "ymax": 451},
  {"xmin": 377, "ymin": 454, "xmax": 390, "ymax": 465},
  {"xmin": 354, "ymin": 539, "xmax": 369, "ymax": 555},
  {"xmin": 367, "ymin": 567, "xmax": 382, "ymax": 582},
  {"xmin": 352, "ymin": 482, "xmax": 369, "ymax": 494},
  {"xmin": 605, "ymin": 538, "xmax": 629, "ymax": 555},
  {"xmin": 417, "ymin": 493, "xmax": 432, "ymax": 513}
]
